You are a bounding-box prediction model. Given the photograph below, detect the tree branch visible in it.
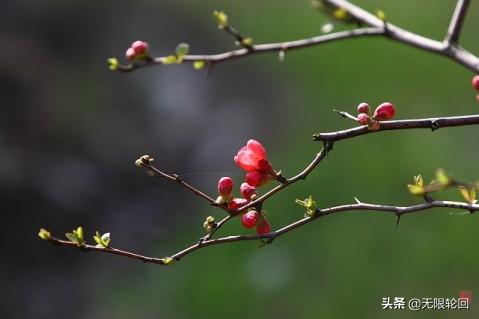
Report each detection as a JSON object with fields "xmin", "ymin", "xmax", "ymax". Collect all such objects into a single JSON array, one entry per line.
[
  {"xmin": 45, "ymin": 1, "xmax": 479, "ymax": 266},
  {"xmin": 444, "ymin": 0, "xmax": 471, "ymax": 45},
  {"xmin": 120, "ymin": 27, "xmax": 384, "ymax": 70},
  {"xmin": 237, "ymin": 142, "xmax": 333, "ymax": 214},
  {"xmin": 314, "ymin": 114, "xmax": 479, "ymax": 142},
  {"xmin": 137, "ymin": 160, "xmax": 232, "ymax": 213},
  {"xmin": 44, "ymin": 199, "xmax": 479, "ymax": 266},
  {"xmin": 42, "ymin": 111, "xmax": 479, "ymax": 266},
  {"xmin": 116, "ymin": 0, "xmax": 479, "ymax": 73},
  {"xmin": 323, "ymin": 0, "xmax": 479, "ymax": 72}
]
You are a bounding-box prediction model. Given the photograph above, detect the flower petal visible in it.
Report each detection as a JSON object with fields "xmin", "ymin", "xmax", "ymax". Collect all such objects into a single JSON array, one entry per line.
[
  {"xmin": 235, "ymin": 146, "xmax": 260, "ymax": 171},
  {"xmin": 246, "ymin": 139, "xmax": 266, "ymax": 159}
]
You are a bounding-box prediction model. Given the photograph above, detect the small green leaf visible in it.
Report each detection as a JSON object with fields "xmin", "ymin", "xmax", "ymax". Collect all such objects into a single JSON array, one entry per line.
[
  {"xmin": 163, "ymin": 55, "xmax": 179, "ymax": 65},
  {"xmin": 94, "ymin": 231, "xmax": 110, "ymax": 248},
  {"xmin": 376, "ymin": 9, "xmax": 386, "ymax": 21},
  {"xmin": 162, "ymin": 257, "xmax": 175, "ymax": 266},
  {"xmin": 407, "ymin": 184, "xmax": 424, "ymax": 195},
  {"xmin": 241, "ymin": 37, "xmax": 253, "ymax": 46},
  {"xmin": 414, "ymin": 175, "xmax": 424, "ymax": 187},
  {"xmin": 333, "ymin": 8, "xmax": 348, "ymax": 20},
  {"xmin": 93, "ymin": 231, "xmax": 102, "ymax": 246},
  {"xmin": 66, "ymin": 226, "xmax": 85, "ymax": 246},
  {"xmin": 107, "ymin": 57, "xmax": 119, "ymax": 71},
  {"xmin": 213, "ymin": 10, "xmax": 228, "ymax": 28},
  {"xmin": 65, "ymin": 232, "xmax": 79, "ymax": 244},
  {"xmin": 435, "ymin": 169, "xmax": 450, "ymax": 186},
  {"xmin": 38, "ymin": 228, "xmax": 51, "ymax": 240},
  {"xmin": 193, "ymin": 60, "xmax": 205, "ymax": 70},
  {"xmin": 101, "ymin": 233, "xmax": 110, "ymax": 246},
  {"xmin": 175, "ymin": 43, "xmax": 189, "ymax": 59},
  {"xmin": 75, "ymin": 226, "xmax": 84, "ymax": 243},
  {"xmin": 295, "ymin": 195, "xmax": 317, "ymax": 217},
  {"xmin": 408, "ymin": 175, "xmax": 425, "ymax": 195},
  {"xmin": 295, "ymin": 198, "xmax": 307, "ymax": 207},
  {"xmin": 459, "ymin": 186, "xmax": 477, "ymax": 204}
]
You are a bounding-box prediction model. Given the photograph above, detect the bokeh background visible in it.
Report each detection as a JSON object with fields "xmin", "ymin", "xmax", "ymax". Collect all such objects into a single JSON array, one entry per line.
[{"xmin": 2, "ymin": 0, "xmax": 479, "ymax": 318}]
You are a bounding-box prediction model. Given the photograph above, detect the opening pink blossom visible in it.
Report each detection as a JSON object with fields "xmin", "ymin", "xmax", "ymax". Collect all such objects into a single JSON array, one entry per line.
[{"xmin": 234, "ymin": 139, "xmax": 274, "ymax": 174}]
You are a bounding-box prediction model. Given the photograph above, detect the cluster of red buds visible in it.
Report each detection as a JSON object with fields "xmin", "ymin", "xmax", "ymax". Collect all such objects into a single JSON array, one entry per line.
[
  {"xmin": 215, "ymin": 140, "xmax": 276, "ymax": 235},
  {"xmin": 356, "ymin": 102, "xmax": 396, "ymax": 129},
  {"xmin": 472, "ymin": 75, "xmax": 479, "ymax": 102}
]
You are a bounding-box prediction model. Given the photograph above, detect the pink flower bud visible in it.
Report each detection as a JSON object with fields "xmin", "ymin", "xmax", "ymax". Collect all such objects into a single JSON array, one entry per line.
[
  {"xmin": 373, "ymin": 102, "xmax": 395, "ymax": 120},
  {"xmin": 256, "ymin": 218, "xmax": 271, "ymax": 235},
  {"xmin": 472, "ymin": 75, "xmax": 479, "ymax": 91},
  {"xmin": 241, "ymin": 210, "xmax": 259, "ymax": 228},
  {"xmin": 245, "ymin": 171, "xmax": 272, "ymax": 187},
  {"xmin": 357, "ymin": 102, "xmax": 370, "ymax": 114},
  {"xmin": 125, "ymin": 47, "xmax": 136, "ymax": 60},
  {"xmin": 217, "ymin": 177, "xmax": 234, "ymax": 197},
  {"xmin": 240, "ymin": 182, "xmax": 257, "ymax": 200},
  {"xmin": 131, "ymin": 40, "xmax": 149, "ymax": 55},
  {"xmin": 357, "ymin": 113, "xmax": 370, "ymax": 125}
]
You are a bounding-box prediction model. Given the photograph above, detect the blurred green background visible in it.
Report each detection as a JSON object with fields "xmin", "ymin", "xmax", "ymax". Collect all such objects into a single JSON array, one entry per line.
[{"xmin": 2, "ymin": 0, "xmax": 479, "ymax": 318}]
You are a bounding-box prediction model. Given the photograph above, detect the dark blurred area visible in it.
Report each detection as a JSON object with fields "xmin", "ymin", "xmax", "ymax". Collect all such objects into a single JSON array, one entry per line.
[{"xmin": 1, "ymin": 1, "xmax": 479, "ymax": 318}]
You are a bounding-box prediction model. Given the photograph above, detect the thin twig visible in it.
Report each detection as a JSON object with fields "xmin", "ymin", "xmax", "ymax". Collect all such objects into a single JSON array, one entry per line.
[
  {"xmin": 333, "ymin": 109, "xmax": 358, "ymax": 122},
  {"xmin": 314, "ymin": 114, "xmax": 479, "ymax": 142},
  {"xmin": 44, "ymin": 199, "xmax": 479, "ymax": 266},
  {"xmin": 223, "ymin": 25, "xmax": 254, "ymax": 50},
  {"xmin": 116, "ymin": 0, "xmax": 479, "ymax": 73},
  {"xmin": 141, "ymin": 163, "xmax": 231, "ymax": 213},
  {"xmin": 444, "ymin": 0, "xmax": 471, "ymax": 45},
  {"xmin": 118, "ymin": 27, "xmax": 384, "ymax": 71},
  {"xmin": 324, "ymin": 0, "xmax": 479, "ymax": 72}
]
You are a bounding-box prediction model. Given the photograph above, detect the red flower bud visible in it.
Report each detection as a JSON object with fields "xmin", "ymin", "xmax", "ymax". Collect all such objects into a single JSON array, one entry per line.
[
  {"xmin": 240, "ymin": 182, "xmax": 256, "ymax": 201},
  {"xmin": 228, "ymin": 198, "xmax": 249, "ymax": 211},
  {"xmin": 472, "ymin": 75, "xmax": 479, "ymax": 91},
  {"xmin": 125, "ymin": 47, "xmax": 136, "ymax": 60},
  {"xmin": 241, "ymin": 210, "xmax": 259, "ymax": 228},
  {"xmin": 357, "ymin": 102, "xmax": 370, "ymax": 114},
  {"xmin": 256, "ymin": 218, "xmax": 271, "ymax": 235},
  {"xmin": 217, "ymin": 177, "xmax": 234, "ymax": 197},
  {"xmin": 357, "ymin": 113, "xmax": 370, "ymax": 125},
  {"xmin": 245, "ymin": 171, "xmax": 272, "ymax": 187},
  {"xmin": 131, "ymin": 40, "xmax": 149, "ymax": 55},
  {"xmin": 373, "ymin": 102, "xmax": 395, "ymax": 120}
]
